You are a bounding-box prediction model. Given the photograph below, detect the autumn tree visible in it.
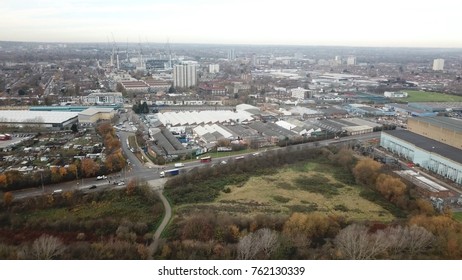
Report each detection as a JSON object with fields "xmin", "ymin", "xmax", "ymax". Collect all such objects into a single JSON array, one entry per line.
[
  {"xmin": 409, "ymin": 214, "xmax": 462, "ymax": 258},
  {"xmin": 106, "ymin": 152, "xmax": 126, "ymax": 172},
  {"xmin": 375, "ymin": 174, "xmax": 406, "ymax": 203},
  {"xmin": 283, "ymin": 213, "xmax": 340, "ymax": 242},
  {"xmin": 97, "ymin": 122, "xmax": 114, "ymax": 137},
  {"xmin": 352, "ymin": 158, "xmax": 382, "ymax": 186},
  {"xmin": 125, "ymin": 179, "xmax": 137, "ymax": 196},
  {"xmin": 0, "ymin": 173, "xmax": 7, "ymax": 189},
  {"xmin": 105, "ymin": 134, "xmax": 121, "ymax": 154},
  {"xmin": 59, "ymin": 167, "xmax": 68, "ymax": 178},
  {"xmin": 31, "ymin": 234, "xmax": 65, "ymax": 260},
  {"xmin": 413, "ymin": 198, "xmax": 436, "ymax": 216},
  {"xmin": 179, "ymin": 213, "xmax": 216, "ymax": 242},
  {"xmin": 3, "ymin": 192, "xmax": 13, "ymax": 208},
  {"xmin": 329, "ymin": 148, "xmax": 355, "ymax": 170},
  {"xmin": 81, "ymin": 158, "xmax": 100, "ymax": 178},
  {"xmin": 50, "ymin": 167, "xmax": 62, "ymax": 183},
  {"xmin": 67, "ymin": 163, "xmax": 78, "ymax": 179}
]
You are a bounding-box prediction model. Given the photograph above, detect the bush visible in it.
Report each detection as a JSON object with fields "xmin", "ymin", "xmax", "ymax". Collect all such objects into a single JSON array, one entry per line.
[
  {"xmin": 334, "ymin": 204, "xmax": 349, "ymax": 212},
  {"xmin": 293, "ymin": 175, "xmax": 340, "ymax": 197},
  {"xmin": 272, "ymin": 195, "xmax": 291, "ymax": 203}
]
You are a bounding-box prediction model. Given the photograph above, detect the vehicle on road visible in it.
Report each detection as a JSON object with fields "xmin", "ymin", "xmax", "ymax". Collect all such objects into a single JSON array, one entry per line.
[
  {"xmin": 160, "ymin": 168, "xmax": 180, "ymax": 178},
  {"xmin": 235, "ymin": 156, "xmax": 245, "ymax": 160},
  {"xmin": 199, "ymin": 156, "xmax": 212, "ymax": 163},
  {"xmin": 117, "ymin": 181, "xmax": 125, "ymax": 186},
  {"xmin": 89, "ymin": 185, "xmax": 97, "ymax": 189},
  {"xmin": 221, "ymin": 160, "xmax": 227, "ymax": 165},
  {"xmin": 96, "ymin": 175, "xmax": 107, "ymax": 180},
  {"xmin": 52, "ymin": 189, "xmax": 62, "ymax": 194},
  {"xmin": 174, "ymin": 163, "xmax": 184, "ymax": 167}
]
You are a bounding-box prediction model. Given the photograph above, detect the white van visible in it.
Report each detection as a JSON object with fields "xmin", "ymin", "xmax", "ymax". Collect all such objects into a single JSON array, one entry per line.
[{"xmin": 174, "ymin": 163, "xmax": 185, "ymax": 168}]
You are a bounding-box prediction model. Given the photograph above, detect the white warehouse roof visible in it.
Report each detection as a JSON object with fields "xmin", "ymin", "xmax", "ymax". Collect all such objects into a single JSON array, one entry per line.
[
  {"xmin": 157, "ymin": 110, "xmax": 254, "ymax": 126},
  {"xmin": 0, "ymin": 110, "xmax": 78, "ymax": 124}
]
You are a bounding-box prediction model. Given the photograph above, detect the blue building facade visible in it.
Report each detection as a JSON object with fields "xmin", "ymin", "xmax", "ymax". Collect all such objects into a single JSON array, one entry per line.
[{"xmin": 381, "ymin": 130, "xmax": 462, "ymax": 185}]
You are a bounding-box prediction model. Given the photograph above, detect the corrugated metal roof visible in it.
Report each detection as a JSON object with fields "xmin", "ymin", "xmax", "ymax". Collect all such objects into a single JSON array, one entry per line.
[
  {"xmin": 410, "ymin": 117, "xmax": 462, "ymax": 133},
  {"xmin": 383, "ymin": 130, "xmax": 462, "ymax": 165},
  {"xmin": 0, "ymin": 110, "xmax": 78, "ymax": 124}
]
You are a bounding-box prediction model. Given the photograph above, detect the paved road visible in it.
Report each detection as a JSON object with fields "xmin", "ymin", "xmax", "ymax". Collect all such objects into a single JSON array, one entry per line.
[{"xmin": 11, "ymin": 132, "xmax": 381, "ymax": 200}]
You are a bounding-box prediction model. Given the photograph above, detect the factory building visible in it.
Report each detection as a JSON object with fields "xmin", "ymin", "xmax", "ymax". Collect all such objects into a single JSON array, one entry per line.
[
  {"xmin": 381, "ymin": 130, "xmax": 462, "ymax": 185},
  {"xmin": 78, "ymin": 108, "xmax": 115, "ymax": 124},
  {"xmin": 407, "ymin": 117, "xmax": 462, "ymax": 150},
  {"xmin": 0, "ymin": 110, "xmax": 78, "ymax": 130}
]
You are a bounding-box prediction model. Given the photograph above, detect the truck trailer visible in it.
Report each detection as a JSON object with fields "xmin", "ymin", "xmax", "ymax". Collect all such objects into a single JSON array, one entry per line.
[{"xmin": 160, "ymin": 168, "xmax": 180, "ymax": 178}]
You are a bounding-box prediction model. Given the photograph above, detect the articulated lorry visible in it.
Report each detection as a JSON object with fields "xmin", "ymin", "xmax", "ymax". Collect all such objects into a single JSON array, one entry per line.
[{"xmin": 159, "ymin": 168, "xmax": 180, "ymax": 178}]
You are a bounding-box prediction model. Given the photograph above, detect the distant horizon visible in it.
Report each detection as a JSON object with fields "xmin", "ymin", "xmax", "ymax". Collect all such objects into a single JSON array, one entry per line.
[
  {"xmin": 2, "ymin": 39, "xmax": 462, "ymax": 50},
  {"xmin": 2, "ymin": 0, "xmax": 462, "ymax": 49}
]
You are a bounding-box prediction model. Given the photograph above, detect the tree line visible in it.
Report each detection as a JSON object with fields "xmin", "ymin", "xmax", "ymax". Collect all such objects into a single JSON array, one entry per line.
[{"xmin": 160, "ymin": 147, "xmax": 462, "ymax": 259}]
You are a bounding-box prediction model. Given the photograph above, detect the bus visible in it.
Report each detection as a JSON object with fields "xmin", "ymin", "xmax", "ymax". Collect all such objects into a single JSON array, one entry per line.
[{"xmin": 200, "ymin": 156, "xmax": 212, "ymax": 163}]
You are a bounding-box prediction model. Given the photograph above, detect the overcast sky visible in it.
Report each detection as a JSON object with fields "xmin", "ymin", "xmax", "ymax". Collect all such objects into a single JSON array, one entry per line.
[{"xmin": 1, "ymin": 0, "xmax": 461, "ymax": 48}]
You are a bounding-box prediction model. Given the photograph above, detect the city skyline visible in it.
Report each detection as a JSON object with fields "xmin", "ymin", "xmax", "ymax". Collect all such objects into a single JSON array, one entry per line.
[{"xmin": 1, "ymin": 0, "xmax": 462, "ymax": 48}]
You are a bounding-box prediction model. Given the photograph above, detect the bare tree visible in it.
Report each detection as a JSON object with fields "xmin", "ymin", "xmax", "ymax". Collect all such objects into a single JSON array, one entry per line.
[
  {"xmin": 237, "ymin": 228, "xmax": 279, "ymax": 260},
  {"xmin": 384, "ymin": 226, "xmax": 408, "ymax": 257},
  {"xmin": 254, "ymin": 228, "xmax": 279, "ymax": 259},
  {"xmin": 336, "ymin": 224, "xmax": 435, "ymax": 259},
  {"xmin": 31, "ymin": 234, "xmax": 65, "ymax": 260},
  {"xmin": 237, "ymin": 233, "xmax": 260, "ymax": 260},
  {"xmin": 406, "ymin": 225, "xmax": 434, "ymax": 255},
  {"xmin": 334, "ymin": 224, "xmax": 389, "ymax": 260}
]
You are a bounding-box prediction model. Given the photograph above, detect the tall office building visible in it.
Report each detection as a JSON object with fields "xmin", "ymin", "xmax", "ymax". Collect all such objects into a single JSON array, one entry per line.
[
  {"xmin": 209, "ymin": 64, "xmax": 220, "ymax": 74},
  {"xmin": 347, "ymin": 56, "xmax": 357, "ymax": 66},
  {"xmin": 173, "ymin": 63, "xmax": 198, "ymax": 88},
  {"xmin": 433, "ymin": 59, "xmax": 444, "ymax": 71},
  {"xmin": 228, "ymin": 49, "xmax": 236, "ymax": 61}
]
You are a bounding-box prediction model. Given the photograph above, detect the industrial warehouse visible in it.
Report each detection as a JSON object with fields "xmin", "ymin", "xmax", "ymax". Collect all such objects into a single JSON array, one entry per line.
[
  {"xmin": 0, "ymin": 110, "xmax": 78, "ymax": 129},
  {"xmin": 380, "ymin": 117, "xmax": 462, "ymax": 185}
]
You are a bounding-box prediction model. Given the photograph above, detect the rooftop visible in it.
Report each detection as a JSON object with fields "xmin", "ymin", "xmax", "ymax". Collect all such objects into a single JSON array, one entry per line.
[
  {"xmin": 0, "ymin": 110, "xmax": 78, "ymax": 124},
  {"xmin": 409, "ymin": 117, "xmax": 462, "ymax": 133},
  {"xmin": 383, "ymin": 130, "xmax": 462, "ymax": 165}
]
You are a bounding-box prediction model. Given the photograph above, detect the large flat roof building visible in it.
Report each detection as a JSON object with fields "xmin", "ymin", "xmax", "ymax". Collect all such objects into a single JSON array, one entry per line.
[
  {"xmin": 78, "ymin": 107, "xmax": 115, "ymax": 124},
  {"xmin": 0, "ymin": 110, "xmax": 78, "ymax": 129},
  {"xmin": 381, "ymin": 130, "xmax": 462, "ymax": 185},
  {"xmin": 407, "ymin": 117, "xmax": 462, "ymax": 150}
]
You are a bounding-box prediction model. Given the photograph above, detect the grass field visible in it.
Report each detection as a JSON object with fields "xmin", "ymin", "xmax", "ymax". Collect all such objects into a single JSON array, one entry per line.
[
  {"xmin": 179, "ymin": 162, "xmax": 396, "ymax": 222},
  {"xmin": 453, "ymin": 212, "xmax": 462, "ymax": 223},
  {"xmin": 400, "ymin": 90, "xmax": 462, "ymax": 102}
]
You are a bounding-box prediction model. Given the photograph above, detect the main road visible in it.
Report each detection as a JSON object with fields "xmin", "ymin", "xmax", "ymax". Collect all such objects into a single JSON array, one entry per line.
[{"xmin": 11, "ymin": 132, "xmax": 381, "ymax": 200}]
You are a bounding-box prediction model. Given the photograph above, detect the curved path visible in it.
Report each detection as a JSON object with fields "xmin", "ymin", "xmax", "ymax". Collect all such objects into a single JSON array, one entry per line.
[{"xmin": 147, "ymin": 179, "xmax": 171, "ymax": 258}]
